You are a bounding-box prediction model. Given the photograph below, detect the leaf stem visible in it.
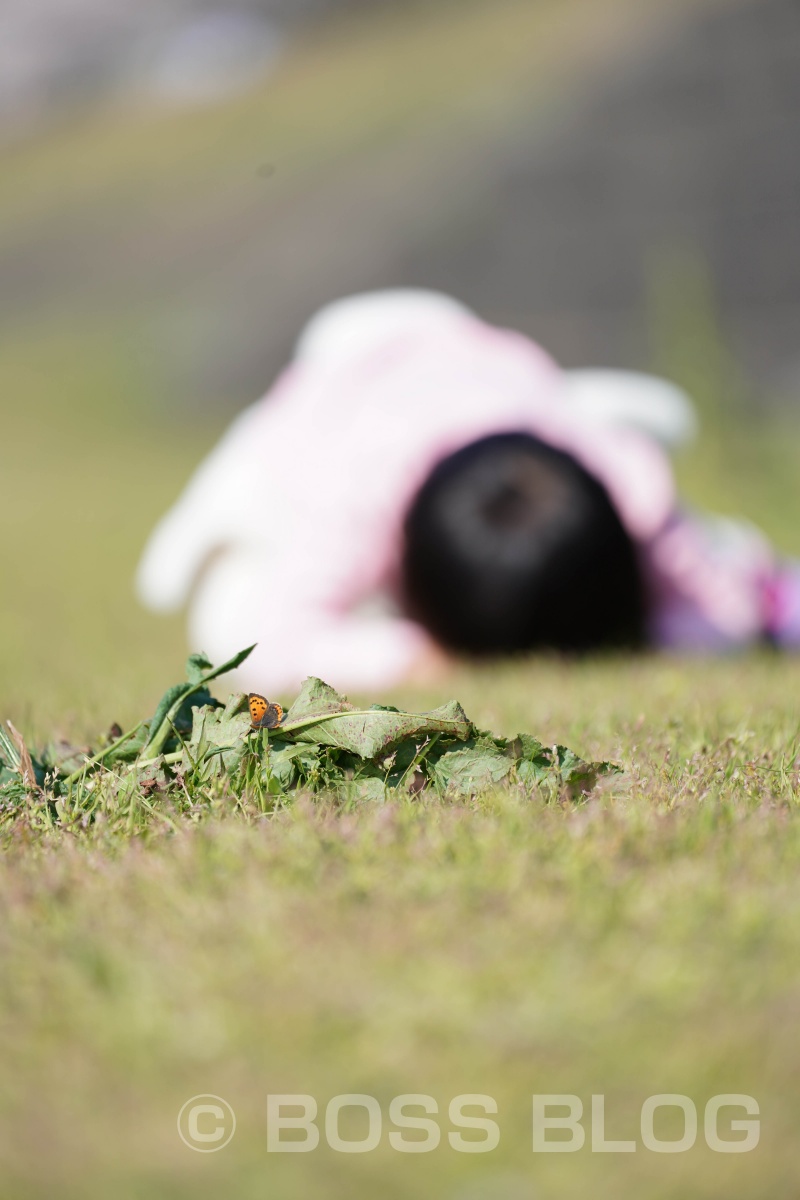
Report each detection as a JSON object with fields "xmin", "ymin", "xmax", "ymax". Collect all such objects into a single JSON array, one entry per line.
[
  {"xmin": 144, "ymin": 683, "xmax": 204, "ymax": 759},
  {"xmin": 397, "ymin": 733, "xmax": 441, "ymax": 791},
  {"xmin": 136, "ymin": 751, "xmax": 183, "ymax": 770},
  {"xmin": 276, "ymin": 711, "xmax": 465, "ymax": 735},
  {"xmin": 60, "ymin": 720, "xmax": 146, "ymax": 789}
]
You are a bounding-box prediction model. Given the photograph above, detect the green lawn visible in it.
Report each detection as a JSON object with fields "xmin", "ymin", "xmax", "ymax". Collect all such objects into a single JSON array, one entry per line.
[
  {"xmin": 3, "ymin": 177, "xmax": 800, "ymax": 1200},
  {"xmin": 2, "ymin": 655, "xmax": 800, "ymax": 1199},
  {"xmin": 2, "ymin": 2, "xmax": 800, "ymax": 1195}
]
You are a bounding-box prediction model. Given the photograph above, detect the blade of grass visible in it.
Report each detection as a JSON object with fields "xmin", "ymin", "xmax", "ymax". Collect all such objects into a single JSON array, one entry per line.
[{"xmin": 60, "ymin": 719, "xmax": 146, "ymax": 789}]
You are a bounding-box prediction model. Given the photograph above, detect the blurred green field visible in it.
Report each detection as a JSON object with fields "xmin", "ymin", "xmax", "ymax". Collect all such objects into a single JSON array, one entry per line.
[
  {"xmin": 2, "ymin": 656, "xmax": 800, "ymax": 1199},
  {"xmin": 2, "ymin": 0, "xmax": 800, "ymax": 1196}
]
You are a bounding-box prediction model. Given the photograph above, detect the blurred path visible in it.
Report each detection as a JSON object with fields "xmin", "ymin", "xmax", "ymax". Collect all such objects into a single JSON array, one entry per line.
[{"xmin": 3, "ymin": 0, "xmax": 797, "ymax": 404}]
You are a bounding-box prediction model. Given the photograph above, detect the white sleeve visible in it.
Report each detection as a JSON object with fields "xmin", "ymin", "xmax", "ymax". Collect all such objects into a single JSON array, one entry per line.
[
  {"xmin": 233, "ymin": 611, "xmax": 429, "ymax": 695},
  {"xmin": 560, "ymin": 370, "xmax": 698, "ymax": 450},
  {"xmin": 186, "ymin": 546, "xmax": 430, "ymax": 694},
  {"xmin": 135, "ymin": 403, "xmax": 267, "ymax": 612}
]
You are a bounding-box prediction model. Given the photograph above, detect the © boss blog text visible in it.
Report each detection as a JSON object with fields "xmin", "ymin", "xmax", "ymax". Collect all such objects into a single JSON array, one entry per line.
[{"xmin": 262, "ymin": 1094, "xmax": 760, "ymax": 1154}]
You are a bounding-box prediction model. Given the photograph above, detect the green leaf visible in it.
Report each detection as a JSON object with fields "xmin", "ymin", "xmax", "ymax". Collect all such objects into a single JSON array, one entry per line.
[
  {"xmin": 554, "ymin": 747, "xmax": 619, "ymax": 793},
  {"xmin": 187, "ymin": 645, "xmax": 256, "ymax": 687},
  {"xmin": 513, "ymin": 738, "xmax": 619, "ymax": 795},
  {"xmin": 186, "ymin": 653, "xmax": 213, "ymax": 685},
  {"xmin": 512, "ymin": 733, "xmax": 549, "ymax": 761},
  {"xmin": 145, "ymin": 684, "xmax": 189, "ymax": 750},
  {"xmin": 100, "ymin": 724, "xmax": 150, "ymax": 766},
  {"xmin": 172, "ymin": 687, "xmax": 221, "ymax": 734},
  {"xmin": 0, "ymin": 763, "xmax": 18, "ymax": 788},
  {"xmin": 144, "ymin": 645, "xmax": 256, "ymax": 755},
  {"xmin": 4, "ymin": 644, "xmax": 618, "ymax": 823},
  {"xmin": 268, "ymin": 742, "xmax": 325, "ymax": 791},
  {"xmin": 348, "ymin": 777, "xmax": 389, "ymax": 805},
  {"xmin": 283, "ymin": 677, "xmax": 356, "ymax": 722},
  {"xmin": 431, "ymin": 737, "xmax": 515, "ymax": 796},
  {"xmin": 279, "ymin": 677, "xmax": 472, "ymax": 760},
  {"xmin": 181, "ymin": 705, "xmax": 252, "ymax": 777}
]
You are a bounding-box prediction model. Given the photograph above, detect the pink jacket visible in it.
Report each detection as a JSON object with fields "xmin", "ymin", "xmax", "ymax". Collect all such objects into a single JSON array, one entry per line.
[{"xmin": 137, "ymin": 292, "xmax": 800, "ymax": 692}]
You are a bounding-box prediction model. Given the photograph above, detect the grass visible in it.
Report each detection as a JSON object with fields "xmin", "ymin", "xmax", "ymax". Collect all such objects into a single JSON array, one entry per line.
[
  {"xmin": 0, "ymin": 316, "xmax": 214, "ymax": 734},
  {"xmin": 4, "ymin": 275, "xmax": 800, "ymax": 1200},
  {"xmin": 6, "ymin": 389, "xmax": 800, "ymax": 1197},
  {"xmin": 2, "ymin": 2, "xmax": 799, "ymax": 1194},
  {"xmin": 2, "ymin": 655, "xmax": 800, "ymax": 1199},
  {"xmin": 3, "ymin": 316, "xmax": 798, "ymax": 1200}
]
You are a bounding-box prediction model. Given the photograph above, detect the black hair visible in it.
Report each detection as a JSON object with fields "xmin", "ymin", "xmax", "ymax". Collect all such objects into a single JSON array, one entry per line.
[{"xmin": 401, "ymin": 432, "xmax": 645, "ymax": 655}]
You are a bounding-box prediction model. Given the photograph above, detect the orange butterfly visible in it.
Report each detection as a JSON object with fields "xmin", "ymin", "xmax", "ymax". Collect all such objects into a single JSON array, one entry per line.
[{"xmin": 247, "ymin": 693, "xmax": 284, "ymax": 730}]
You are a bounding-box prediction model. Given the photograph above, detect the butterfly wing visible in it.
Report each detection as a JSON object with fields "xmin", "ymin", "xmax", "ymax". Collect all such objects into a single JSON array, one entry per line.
[
  {"xmin": 263, "ymin": 702, "xmax": 283, "ymax": 730},
  {"xmin": 248, "ymin": 693, "xmax": 268, "ymax": 727},
  {"xmin": 248, "ymin": 694, "xmax": 283, "ymax": 730}
]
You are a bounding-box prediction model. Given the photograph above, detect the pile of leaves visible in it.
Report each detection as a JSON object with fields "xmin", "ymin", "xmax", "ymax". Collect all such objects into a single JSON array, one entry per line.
[{"xmin": 0, "ymin": 646, "xmax": 618, "ymax": 832}]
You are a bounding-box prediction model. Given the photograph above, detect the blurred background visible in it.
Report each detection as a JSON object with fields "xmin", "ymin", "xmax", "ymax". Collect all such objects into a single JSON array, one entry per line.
[
  {"xmin": 3, "ymin": 6, "xmax": 800, "ymax": 1199},
  {"xmin": 2, "ymin": 0, "xmax": 800, "ymax": 729}
]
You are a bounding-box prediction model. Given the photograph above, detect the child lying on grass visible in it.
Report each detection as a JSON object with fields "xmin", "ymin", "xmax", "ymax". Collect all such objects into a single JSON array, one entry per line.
[{"xmin": 137, "ymin": 290, "xmax": 800, "ymax": 692}]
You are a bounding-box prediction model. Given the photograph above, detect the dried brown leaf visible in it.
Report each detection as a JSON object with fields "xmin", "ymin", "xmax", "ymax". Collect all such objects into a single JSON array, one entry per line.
[{"xmin": 6, "ymin": 721, "xmax": 38, "ymax": 791}]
